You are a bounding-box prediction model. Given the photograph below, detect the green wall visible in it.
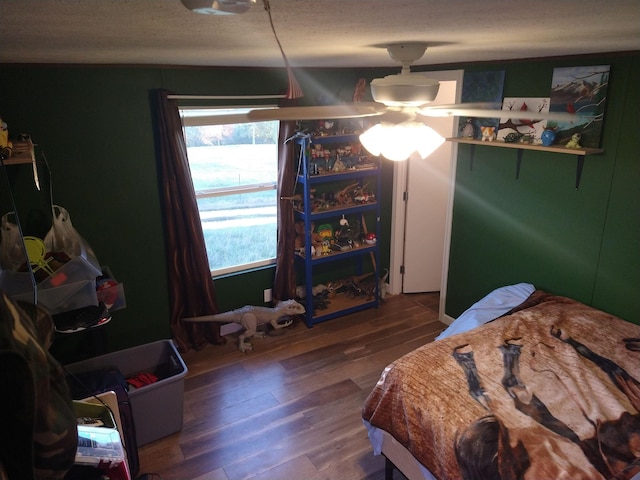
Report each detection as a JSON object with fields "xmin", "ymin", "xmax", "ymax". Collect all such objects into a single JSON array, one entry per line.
[
  {"xmin": 1, "ymin": 52, "xmax": 637, "ymax": 358},
  {"xmin": 0, "ymin": 63, "xmax": 396, "ymax": 355},
  {"xmin": 445, "ymin": 53, "xmax": 640, "ymax": 323}
]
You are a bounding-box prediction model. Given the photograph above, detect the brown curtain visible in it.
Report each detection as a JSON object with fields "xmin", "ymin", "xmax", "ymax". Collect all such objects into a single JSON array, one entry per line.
[
  {"xmin": 150, "ymin": 89, "xmax": 224, "ymax": 352},
  {"xmin": 272, "ymin": 119, "xmax": 298, "ymax": 302}
]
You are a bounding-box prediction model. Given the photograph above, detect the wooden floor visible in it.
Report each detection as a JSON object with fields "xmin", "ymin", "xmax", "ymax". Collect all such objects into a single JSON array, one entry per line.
[{"xmin": 137, "ymin": 292, "xmax": 446, "ymax": 480}]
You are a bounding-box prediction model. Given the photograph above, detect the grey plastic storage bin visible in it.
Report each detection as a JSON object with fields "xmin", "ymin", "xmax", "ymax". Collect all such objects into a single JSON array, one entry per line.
[{"xmin": 66, "ymin": 339, "xmax": 188, "ymax": 446}]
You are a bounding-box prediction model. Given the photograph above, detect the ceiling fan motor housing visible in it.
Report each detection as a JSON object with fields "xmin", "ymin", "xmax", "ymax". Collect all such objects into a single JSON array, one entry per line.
[
  {"xmin": 370, "ymin": 73, "xmax": 440, "ymax": 107},
  {"xmin": 181, "ymin": 0, "xmax": 256, "ymax": 15}
]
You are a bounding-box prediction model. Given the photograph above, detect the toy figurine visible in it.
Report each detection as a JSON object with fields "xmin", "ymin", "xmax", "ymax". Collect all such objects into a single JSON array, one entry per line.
[
  {"xmin": 480, "ymin": 126, "xmax": 496, "ymax": 142},
  {"xmin": 183, "ymin": 300, "xmax": 305, "ymax": 352},
  {"xmin": 565, "ymin": 133, "xmax": 582, "ymax": 149},
  {"xmin": 0, "ymin": 118, "xmax": 13, "ymax": 160}
]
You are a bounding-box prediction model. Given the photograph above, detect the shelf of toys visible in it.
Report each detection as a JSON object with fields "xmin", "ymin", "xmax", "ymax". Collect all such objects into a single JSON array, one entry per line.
[{"xmin": 293, "ymin": 129, "xmax": 381, "ymax": 327}]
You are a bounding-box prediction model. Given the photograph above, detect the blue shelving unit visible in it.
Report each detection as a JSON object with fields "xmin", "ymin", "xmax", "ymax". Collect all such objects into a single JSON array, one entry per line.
[{"xmin": 294, "ymin": 133, "xmax": 381, "ymax": 327}]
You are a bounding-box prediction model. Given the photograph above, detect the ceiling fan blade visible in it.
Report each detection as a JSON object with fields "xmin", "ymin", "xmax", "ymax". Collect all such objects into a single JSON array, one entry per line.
[
  {"xmin": 418, "ymin": 103, "xmax": 579, "ymax": 122},
  {"xmin": 247, "ymin": 103, "xmax": 384, "ymax": 122}
]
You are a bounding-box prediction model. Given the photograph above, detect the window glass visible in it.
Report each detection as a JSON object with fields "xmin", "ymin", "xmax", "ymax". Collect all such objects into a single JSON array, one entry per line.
[{"xmin": 181, "ymin": 108, "xmax": 279, "ymax": 276}]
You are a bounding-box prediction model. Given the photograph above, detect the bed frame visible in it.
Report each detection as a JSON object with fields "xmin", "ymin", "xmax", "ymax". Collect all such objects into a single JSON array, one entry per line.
[{"xmin": 381, "ymin": 430, "xmax": 434, "ymax": 480}]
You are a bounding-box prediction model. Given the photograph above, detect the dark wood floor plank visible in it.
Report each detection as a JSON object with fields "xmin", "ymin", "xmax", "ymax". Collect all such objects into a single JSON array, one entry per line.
[
  {"xmin": 180, "ymin": 378, "xmax": 361, "ymax": 461},
  {"xmin": 182, "ymin": 390, "xmax": 282, "ymax": 440},
  {"xmin": 137, "ymin": 292, "xmax": 444, "ymax": 480},
  {"xmin": 167, "ymin": 416, "xmax": 312, "ymax": 479},
  {"xmin": 234, "ymin": 454, "xmax": 318, "ymax": 480}
]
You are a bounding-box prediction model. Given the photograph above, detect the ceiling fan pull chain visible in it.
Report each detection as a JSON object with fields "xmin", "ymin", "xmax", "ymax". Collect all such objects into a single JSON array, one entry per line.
[{"xmin": 263, "ymin": 0, "xmax": 304, "ymax": 99}]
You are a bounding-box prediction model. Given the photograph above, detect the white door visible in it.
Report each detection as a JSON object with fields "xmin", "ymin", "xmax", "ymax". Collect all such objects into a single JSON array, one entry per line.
[{"xmin": 389, "ymin": 71, "xmax": 462, "ymax": 303}]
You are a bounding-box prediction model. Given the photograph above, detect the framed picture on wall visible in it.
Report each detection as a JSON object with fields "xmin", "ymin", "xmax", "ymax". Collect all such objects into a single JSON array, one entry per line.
[
  {"xmin": 549, "ymin": 65, "xmax": 610, "ymax": 148},
  {"xmin": 458, "ymin": 70, "xmax": 505, "ymax": 139},
  {"xmin": 498, "ymin": 97, "xmax": 550, "ymax": 143}
]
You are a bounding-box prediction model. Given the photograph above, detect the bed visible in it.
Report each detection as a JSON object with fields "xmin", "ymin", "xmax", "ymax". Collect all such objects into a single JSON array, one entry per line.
[{"xmin": 362, "ymin": 286, "xmax": 640, "ymax": 480}]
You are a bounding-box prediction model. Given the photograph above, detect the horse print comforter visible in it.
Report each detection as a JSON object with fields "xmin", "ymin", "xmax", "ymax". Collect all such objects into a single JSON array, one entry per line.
[{"xmin": 362, "ymin": 291, "xmax": 640, "ymax": 479}]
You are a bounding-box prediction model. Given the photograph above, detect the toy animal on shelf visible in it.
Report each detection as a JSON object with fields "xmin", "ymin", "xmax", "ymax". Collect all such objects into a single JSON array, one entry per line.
[
  {"xmin": 183, "ymin": 300, "xmax": 305, "ymax": 352},
  {"xmin": 565, "ymin": 133, "xmax": 582, "ymax": 149},
  {"xmin": 480, "ymin": 126, "xmax": 496, "ymax": 142},
  {"xmin": 0, "ymin": 117, "xmax": 13, "ymax": 159}
]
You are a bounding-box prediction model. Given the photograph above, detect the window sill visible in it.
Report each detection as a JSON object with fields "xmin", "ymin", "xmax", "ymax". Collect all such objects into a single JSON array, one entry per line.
[{"xmin": 212, "ymin": 261, "xmax": 276, "ymax": 280}]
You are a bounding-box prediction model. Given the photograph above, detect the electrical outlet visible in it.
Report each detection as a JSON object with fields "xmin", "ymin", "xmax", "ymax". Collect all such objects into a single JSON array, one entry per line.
[{"xmin": 263, "ymin": 288, "xmax": 272, "ymax": 303}]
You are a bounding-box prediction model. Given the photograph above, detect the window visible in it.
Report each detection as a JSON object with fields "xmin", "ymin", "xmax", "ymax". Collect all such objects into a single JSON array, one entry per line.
[{"xmin": 180, "ymin": 107, "xmax": 280, "ymax": 276}]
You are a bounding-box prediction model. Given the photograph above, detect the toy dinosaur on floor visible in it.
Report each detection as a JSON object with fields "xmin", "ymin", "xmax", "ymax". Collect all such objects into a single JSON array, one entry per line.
[{"xmin": 183, "ymin": 299, "xmax": 305, "ymax": 352}]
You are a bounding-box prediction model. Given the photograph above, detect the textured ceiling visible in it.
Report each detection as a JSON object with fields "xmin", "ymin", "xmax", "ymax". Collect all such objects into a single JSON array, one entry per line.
[{"xmin": 1, "ymin": 0, "xmax": 639, "ymax": 69}]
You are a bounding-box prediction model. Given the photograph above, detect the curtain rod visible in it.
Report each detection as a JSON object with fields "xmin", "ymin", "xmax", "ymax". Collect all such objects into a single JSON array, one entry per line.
[{"xmin": 167, "ymin": 94, "xmax": 286, "ymax": 100}]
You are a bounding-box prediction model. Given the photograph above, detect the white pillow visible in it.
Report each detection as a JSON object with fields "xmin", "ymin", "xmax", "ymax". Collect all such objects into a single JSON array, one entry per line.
[{"xmin": 436, "ymin": 283, "xmax": 535, "ymax": 340}]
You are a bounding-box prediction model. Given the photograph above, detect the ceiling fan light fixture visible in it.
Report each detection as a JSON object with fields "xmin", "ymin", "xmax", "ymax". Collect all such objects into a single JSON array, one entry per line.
[
  {"xmin": 360, "ymin": 122, "xmax": 444, "ymax": 161},
  {"xmin": 370, "ymin": 74, "xmax": 440, "ymax": 108},
  {"xmin": 181, "ymin": 0, "xmax": 256, "ymax": 15}
]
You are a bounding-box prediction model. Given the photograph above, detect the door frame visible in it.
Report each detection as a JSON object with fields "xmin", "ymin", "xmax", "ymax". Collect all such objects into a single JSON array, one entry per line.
[{"xmin": 388, "ymin": 69, "xmax": 463, "ymax": 323}]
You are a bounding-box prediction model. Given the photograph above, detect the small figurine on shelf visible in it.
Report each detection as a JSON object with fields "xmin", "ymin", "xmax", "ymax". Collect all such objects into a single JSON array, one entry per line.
[
  {"xmin": 503, "ymin": 132, "xmax": 523, "ymax": 143},
  {"xmin": 565, "ymin": 133, "xmax": 582, "ymax": 149},
  {"xmin": 333, "ymin": 156, "xmax": 346, "ymax": 172},
  {"xmin": 541, "ymin": 128, "xmax": 557, "ymax": 147},
  {"xmin": 461, "ymin": 118, "xmax": 475, "ymax": 139},
  {"xmin": 335, "ymin": 182, "xmax": 359, "ymax": 206},
  {"xmin": 480, "ymin": 126, "xmax": 496, "ymax": 142},
  {"xmin": 334, "ymin": 216, "xmax": 360, "ymax": 251},
  {"xmin": 321, "ymin": 239, "xmax": 332, "ymax": 256},
  {"xmin": 354, "ymin": 187, "xmax": 375, "ymax": 204},
  {"xmin": 0, "ymin": 117, "xmax": 13, "ymax": 160},
  {"xmin": 364, "ymin": 232, "xmax": 377, "ymax": 245}
]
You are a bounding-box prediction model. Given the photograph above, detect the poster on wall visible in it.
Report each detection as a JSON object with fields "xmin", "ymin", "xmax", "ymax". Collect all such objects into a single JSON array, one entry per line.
[
  {"xmin": 458, "ymin": 70, "xmax": 505, "ymax": 139},
  {"xmin": 549, "ymin": 65, "xmax": 610, "ymax": 148},
  {"xmin": 498, "ymin": 97, "xmax": 550, "ymax": 143}
]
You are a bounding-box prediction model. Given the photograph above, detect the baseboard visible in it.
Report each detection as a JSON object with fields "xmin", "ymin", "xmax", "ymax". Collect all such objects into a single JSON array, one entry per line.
[{"xmin": 440, "ymin": 313, "xmax": 455, "ymax": 326}]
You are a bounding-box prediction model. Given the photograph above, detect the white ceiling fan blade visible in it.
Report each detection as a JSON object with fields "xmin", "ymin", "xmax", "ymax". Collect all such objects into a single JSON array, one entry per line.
[
  {"xmin": 418, "ymin": 102, "xmax": 579, "ymax": 122},
  {"xmin": 247, "ymin": 103, "xmax": 384, "ymax": 122}
]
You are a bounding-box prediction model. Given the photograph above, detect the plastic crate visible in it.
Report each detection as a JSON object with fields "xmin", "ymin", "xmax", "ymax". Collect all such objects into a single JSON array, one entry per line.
[
  {"xmin": 97, "ymin": 266, "xmax": 126, "ymax": 312},
  {"xmin": 0, "ymin": 248, "xmax": 101, "ymax": 314},
  {"xmin": 65, "ymin": 340, "xmax": 188, "ymax": 446}
]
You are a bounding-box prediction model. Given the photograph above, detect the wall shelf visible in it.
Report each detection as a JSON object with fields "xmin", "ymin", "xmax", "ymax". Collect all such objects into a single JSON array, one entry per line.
[
  {"xmin": 448, "ymin": 137, "xmax": 605, "ymax": 189},
  {"xmin": 1, "ymin": 139, "xmax": 36, "ymax": 166}
]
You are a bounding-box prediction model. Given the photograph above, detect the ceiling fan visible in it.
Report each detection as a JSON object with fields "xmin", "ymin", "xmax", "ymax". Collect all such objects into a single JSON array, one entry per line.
[
  {"xmin": 181, "ymin": 0, "xmax": 256, "ymax": 15},
  {"xmin": 246, "ymin": 42, "xmax": 578, "ymax": 126}
]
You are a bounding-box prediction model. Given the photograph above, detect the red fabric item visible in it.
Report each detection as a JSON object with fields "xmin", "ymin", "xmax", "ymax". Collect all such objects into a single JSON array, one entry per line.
[{"xmin": 126, "ymin": 372, "xmax": 158, "ymax": 389}]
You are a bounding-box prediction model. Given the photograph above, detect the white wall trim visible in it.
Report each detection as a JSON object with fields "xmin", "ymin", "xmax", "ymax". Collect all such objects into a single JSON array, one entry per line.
[
  {"xmin": 441, "ymin": 313, "xmax": 456, "ymax": 326},
  {"xmin": 389, "ymin": 159, "xmax": 409, "ymax": 295},
  {"xmin": 388, "ymin": 69, "xmax": 464, "ymax": 323}
]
